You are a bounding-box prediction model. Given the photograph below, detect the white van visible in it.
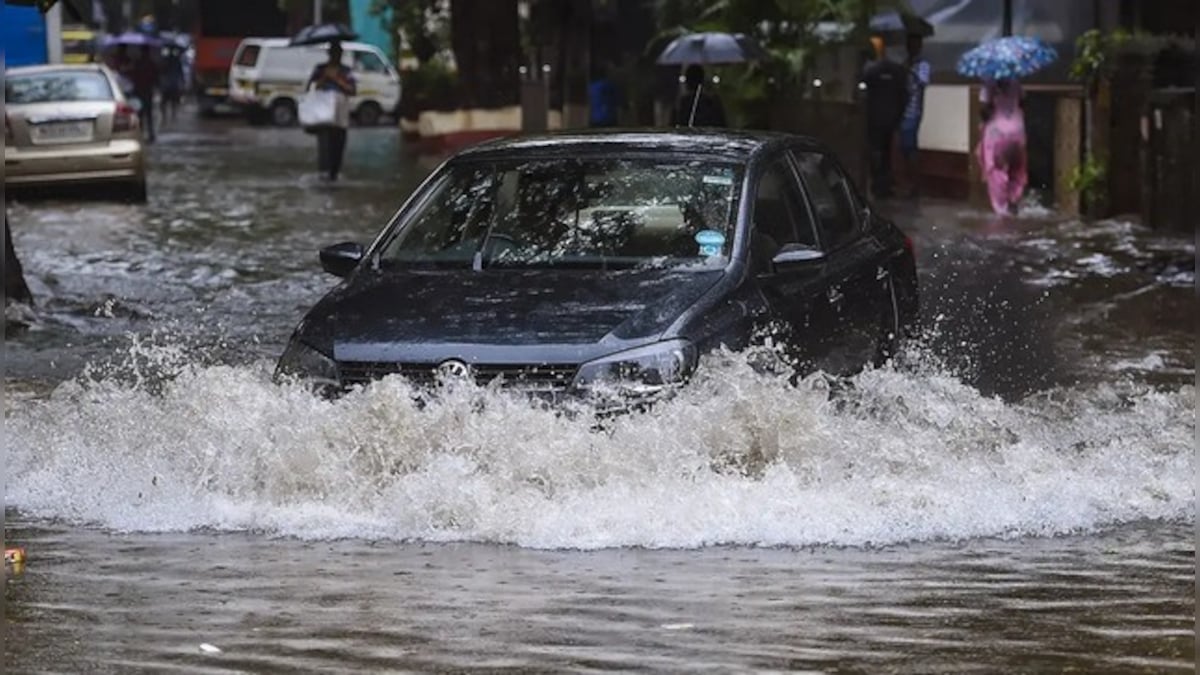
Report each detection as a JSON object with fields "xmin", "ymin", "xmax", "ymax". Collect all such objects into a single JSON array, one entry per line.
[{"xmin": 228, "ymin": 38, "xmax": 401, "ymax": 127}]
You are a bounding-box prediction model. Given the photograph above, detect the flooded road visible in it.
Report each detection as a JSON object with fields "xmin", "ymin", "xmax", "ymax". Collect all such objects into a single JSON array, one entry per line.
[{"xmin": 5, "ymin": 113, "xmax": 1195, "ymax": 672}]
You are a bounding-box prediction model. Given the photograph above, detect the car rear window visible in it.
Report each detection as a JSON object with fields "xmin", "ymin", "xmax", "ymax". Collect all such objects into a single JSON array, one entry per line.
[
  {"xmin": 5, "ymin": 70, "xmax": 113, "ymax": 103},
  {"xmin": 235, "ymin": 44, "xmax": 261, "ymax": 67}
]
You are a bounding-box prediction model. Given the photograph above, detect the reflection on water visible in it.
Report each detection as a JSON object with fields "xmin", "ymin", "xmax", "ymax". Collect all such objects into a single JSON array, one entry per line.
[
  {"xmin": 4, "ymin": 114, "xmax": 1195, "ymax": 672},
  {"xmin": 5, "ymin": 515, "xmax": 1194, "ymax": 672}
]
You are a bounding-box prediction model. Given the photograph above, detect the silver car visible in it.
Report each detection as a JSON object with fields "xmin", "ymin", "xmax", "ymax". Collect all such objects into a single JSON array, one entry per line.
[{"xmin": 4, "ymin": 64, "xmax": 147, "ymax": 202}]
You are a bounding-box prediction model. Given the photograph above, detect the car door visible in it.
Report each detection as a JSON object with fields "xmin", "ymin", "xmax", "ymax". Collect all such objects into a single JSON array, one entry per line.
[
  {"xmin": 789, "ymin": 148, "xmax": 892, "ymax": 375},
  {"xmin": 747, "ymin": 154, "xmax": 839, "ymax": 371}
]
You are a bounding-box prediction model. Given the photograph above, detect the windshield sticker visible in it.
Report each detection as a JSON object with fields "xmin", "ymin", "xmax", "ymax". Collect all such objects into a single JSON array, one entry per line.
[
  {"xmin": 702, "ymin": 174, "xmax": 734, "ymax": 186},
  {"xmin": 694, "ymin": 230, "xmax": 726, "ymax": 256}
]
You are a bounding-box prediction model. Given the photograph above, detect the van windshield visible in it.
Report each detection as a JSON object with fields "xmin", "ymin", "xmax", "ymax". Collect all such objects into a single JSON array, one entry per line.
[
  {"xmin": 235, "ymin": 45, "xmax": 261, "ymax": 67},
  {"xmin": 380, "ymin": 157, "xmax": 743, "ymax": 271}
]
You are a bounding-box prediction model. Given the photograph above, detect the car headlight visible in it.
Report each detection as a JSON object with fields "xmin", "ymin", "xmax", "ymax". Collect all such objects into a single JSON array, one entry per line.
[
  {"xmin": 574, "ymin": 339, "xmax": 698, "ymax": 396},
  {"xmin": 274, "ymin": 340, "xmax": 339, "ymax": 388}
]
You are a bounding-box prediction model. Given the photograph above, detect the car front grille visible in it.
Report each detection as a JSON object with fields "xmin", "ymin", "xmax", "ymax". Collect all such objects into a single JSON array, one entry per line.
[{"xmin": 338, "ymin": 361, "xmax": 578, "ymax": 391}]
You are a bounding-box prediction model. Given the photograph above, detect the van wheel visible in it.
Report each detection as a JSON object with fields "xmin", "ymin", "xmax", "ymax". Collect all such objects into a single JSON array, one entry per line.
[
  {"xmin": 246, "ymin": 107, "xmax": 270, "ymax": 126},
  {"xmin": 356, "ymin": 102, "xmax": 383, "ymax": 127},
  {"xmin": 270, "ymin": 99, "xmax": 298, "ymax": 127}
]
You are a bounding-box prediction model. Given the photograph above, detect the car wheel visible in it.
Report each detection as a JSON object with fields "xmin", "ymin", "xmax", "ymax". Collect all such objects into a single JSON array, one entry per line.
[
  {"xmin": 122, "ymin": 179, "xmax": 148, "ymax": 204},
  {"xmin": 872, "ymin": 275, "xmax": 902, "ymax": 368},
  {"xmin": 270, "ymin": 99, "xmax": 298, "ymax": 127},
  {"xmin": 356, "ymin": 101, "xmax": 383, "ymax": 127}
]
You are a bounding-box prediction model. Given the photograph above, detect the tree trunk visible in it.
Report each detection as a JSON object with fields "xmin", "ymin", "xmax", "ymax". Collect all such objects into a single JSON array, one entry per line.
[
  {"xmin": 449, "ymin": 0, "xmax": 519, "ymax": 109},
  {"xmin": 5, "ymin": 216, "xmax": 34, "ymax": 306}
]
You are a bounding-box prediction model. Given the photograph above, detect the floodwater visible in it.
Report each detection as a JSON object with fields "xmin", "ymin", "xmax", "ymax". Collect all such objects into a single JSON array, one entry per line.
[{"xmin": 5, "ymin": 113, "xmax": 1195, "ymax": 673}]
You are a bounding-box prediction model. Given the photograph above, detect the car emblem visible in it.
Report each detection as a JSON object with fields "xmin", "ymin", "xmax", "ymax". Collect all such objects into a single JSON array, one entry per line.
[{"xmin": 436, "ymin": 359, "xmax": 473, "ymax": 381}]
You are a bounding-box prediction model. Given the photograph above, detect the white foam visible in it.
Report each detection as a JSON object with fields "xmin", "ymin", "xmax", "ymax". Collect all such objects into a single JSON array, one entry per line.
[{"xmin": 6, "ymin": 345, "xmax": 1194, "ymax": 550}]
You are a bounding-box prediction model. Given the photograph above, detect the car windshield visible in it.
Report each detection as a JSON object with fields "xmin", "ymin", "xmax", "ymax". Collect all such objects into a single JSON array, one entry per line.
[
  {"xmin": 5, "ymin": 70, "xmax": 113, "ymax": 103},
  {"xmin": 379, "ymin": 157, "xmax": 743, "ymax": 270}
]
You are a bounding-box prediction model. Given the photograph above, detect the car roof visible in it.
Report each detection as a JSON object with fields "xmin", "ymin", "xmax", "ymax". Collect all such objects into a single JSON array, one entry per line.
[
  {"xmin": 240, "ymin": 37, "xmax": 378, "ymax": 52},
  {"xmin": 453, "ymin": 128, "xmax": 827, "ymax": 162},
  {"xmin": 5, "ymin": 63, "xmax": 111, "ymax": 77}
]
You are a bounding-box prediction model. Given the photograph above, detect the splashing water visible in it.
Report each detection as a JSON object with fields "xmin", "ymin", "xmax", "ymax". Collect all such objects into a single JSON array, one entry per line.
[{"xmin": 6, "ymin": 341, "xmax": 1194, "ymax": 550}]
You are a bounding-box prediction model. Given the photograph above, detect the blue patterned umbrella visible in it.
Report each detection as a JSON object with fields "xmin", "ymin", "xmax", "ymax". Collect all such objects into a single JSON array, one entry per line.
[{"xmin": 956, "ymin": 36, "xmax": 1058, "ymax": 80}]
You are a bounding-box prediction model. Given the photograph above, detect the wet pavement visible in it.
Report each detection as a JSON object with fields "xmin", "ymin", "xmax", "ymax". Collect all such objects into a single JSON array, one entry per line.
[{"xmin": 4, "ymin": 111, "xmax": 1195, "ymax": 672}]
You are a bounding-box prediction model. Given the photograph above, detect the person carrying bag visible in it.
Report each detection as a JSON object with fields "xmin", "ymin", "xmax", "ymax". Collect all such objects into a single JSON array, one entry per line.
[{"xmin": 302, "ymin": 42, "xmax": 356, "ymax": 181}]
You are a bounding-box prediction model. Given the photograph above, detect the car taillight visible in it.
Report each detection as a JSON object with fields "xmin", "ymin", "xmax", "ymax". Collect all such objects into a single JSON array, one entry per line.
[{"xmin": 113, "ymin": 103, "xmax": 138, "ymax": 132}]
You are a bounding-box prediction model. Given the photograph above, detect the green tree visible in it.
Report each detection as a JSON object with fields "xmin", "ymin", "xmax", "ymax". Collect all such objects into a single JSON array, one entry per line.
[
  {"xmin": 368, "ymin": 0, "xmax": 447, "ymax": 66},
  {"xmin": 449, "ymin": 0, "xmax": 520, "ymax": 109},
  {"xmin": 647, "ymin": 0, "xmax": 902, "ymax": 126}
]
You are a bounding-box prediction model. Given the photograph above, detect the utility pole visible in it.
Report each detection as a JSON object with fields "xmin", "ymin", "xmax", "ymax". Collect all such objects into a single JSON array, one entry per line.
[
  {"xmin": 313, "ymin": 0, "xmax": 322, "ymax": 24},
  {"xmin": 46, "ymin": 2, "xmax": 63, "ymax": 63}
]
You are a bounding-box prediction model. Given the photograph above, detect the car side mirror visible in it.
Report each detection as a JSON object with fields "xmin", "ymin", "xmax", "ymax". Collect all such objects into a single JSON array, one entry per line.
[
  {"xmin": 771, "ymin": 243, "xmax": 826, "ymax": 267},
  {"xmin": 320, "ymin": 241, "xmax": 364, "ymax": 278}
]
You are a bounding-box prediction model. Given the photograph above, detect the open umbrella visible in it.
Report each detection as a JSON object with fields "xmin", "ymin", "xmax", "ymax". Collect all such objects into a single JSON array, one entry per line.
[
  {"xmin": 657, "ymin": 31, "xmax": 768, "ymax": 127},
  {"xmin": 157, "ymin": 31, "xmax": 190, "ymax": 52},
  {"xmin": 289, "ymin": 23, "xmax": 358, "ymax": 47},
  {"xmin": 869, "ymin": 10, "xmax": 934, "ymax": 38},
  {"xmin": 956, "ymin": 35, "xmax": 1058, "ymax": 80},
  {"xmin": 656, "ymin": 31, "xmax": 769, "ymax": 66},
  {"xmin": 102, "ymin": 31, "xmax": 162, "ymax": 48}
]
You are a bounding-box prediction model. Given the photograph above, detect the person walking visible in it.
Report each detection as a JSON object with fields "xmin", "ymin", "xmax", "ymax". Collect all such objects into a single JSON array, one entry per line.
[
  {"xmin": 861, "ymin": 35, "xmax": 909, "ymax": 200},
  {"xmin": 131, "ymin": 45, "xmax": 158, "ymax": 143},
  {"xmin": 159, "ymin": 48, "xmax": 185, "ymax": 126},
  {"xmin": 899, "ymin": 33, "xmax": 931, "ymax": 197},
  {"xmin": 109, "ymin": 44, "xmax": 135, "ymax": 97},
  {"xmin": 976, "ymin": 77, "xmax": 1027, "ymax": 215},
  {"xmin": 306, "ymin": 41, "xmax": 356, "ymax": 181},
  {"xmin": 672, "ymin": 64, "xmax": 726, "ymax": 128},
  {"xmin": 588, "ymin": 63, "xmax": 620, "ymax": 128}
]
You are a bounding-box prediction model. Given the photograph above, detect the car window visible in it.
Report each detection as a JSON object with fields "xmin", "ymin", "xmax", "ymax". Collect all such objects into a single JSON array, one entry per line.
[
  {"xmin": 382, "ymin": 168, "xmax": 497, "ymax": 266},
  {"xmin": 353, "ymin": 50, "xmax": 387, "ymax": 73},
  {"xmin": 790, "ymin": 151, "xmax": 858, "ymax": 250},
  {"xmin": 752, "ymin": 158, "xmax": 818, "ymax": 271},
  {"xmin": 5, "ymin": 70, "xmax": 113, "ymax": 103}
]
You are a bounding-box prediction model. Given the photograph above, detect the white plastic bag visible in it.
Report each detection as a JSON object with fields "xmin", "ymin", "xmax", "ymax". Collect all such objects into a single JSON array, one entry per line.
[{"xmin": 299, "ymin": 90, "xmax": 349, "ymax": 129}]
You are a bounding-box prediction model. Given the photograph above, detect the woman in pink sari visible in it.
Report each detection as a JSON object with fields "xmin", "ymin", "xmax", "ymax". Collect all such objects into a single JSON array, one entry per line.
[{"xmin": 976, "ymin": 78, "xmax": 1027, "ymax": 215}]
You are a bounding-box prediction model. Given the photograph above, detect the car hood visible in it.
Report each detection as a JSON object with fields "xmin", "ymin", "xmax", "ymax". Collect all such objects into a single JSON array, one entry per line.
[{"xmin": 298, "ymin": 267, "xmax": 725, "ymax": 363}]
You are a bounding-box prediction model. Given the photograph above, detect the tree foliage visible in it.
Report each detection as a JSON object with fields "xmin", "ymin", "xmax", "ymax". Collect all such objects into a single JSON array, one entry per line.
[
  {"xmin": 653, "ymin": 0, "xmax": 901, "ymax": 85},
  {"xmin": 646, "ymin": 0, "xmax": 905, "ymax": 126}
]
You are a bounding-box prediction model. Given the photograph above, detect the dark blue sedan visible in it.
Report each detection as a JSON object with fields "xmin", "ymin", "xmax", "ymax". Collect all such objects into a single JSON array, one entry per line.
[{"xmin": 276, "ymin": 130, "xmax": 919, "ymax": 404}]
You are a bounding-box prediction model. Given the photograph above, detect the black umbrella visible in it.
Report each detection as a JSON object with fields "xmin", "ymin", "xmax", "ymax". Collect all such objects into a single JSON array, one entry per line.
[
  {"xmin": 869, "ymin": 10, "xmax": 934, "ymax": 38},
  {"xmin": 289, "ymin": 22, "xmax": 358, "ymax": 47},
  {"xmin": 656, "ymin": 31, "xmax": 769, "ymax": 127},
  {"xmin": 656, "ymin": 31, "xmax": 770, "ymax": 66}
]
